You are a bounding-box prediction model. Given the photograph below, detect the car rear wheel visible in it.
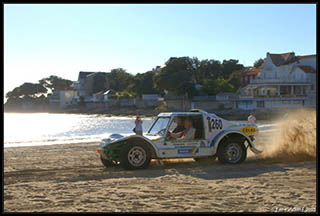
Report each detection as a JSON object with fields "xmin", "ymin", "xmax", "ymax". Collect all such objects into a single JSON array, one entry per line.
[
  {"xmin": 217, "ymin": 138, "xmax": 247, "ymax": 164},
  {"xmin": 120, "ymin": 143, "xmax": 151, "ymax": 170}
]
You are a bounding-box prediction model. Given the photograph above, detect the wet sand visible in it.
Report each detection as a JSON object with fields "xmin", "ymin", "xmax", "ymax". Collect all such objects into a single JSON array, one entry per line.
[{"xmin": 4, "ymin": 138, "xmax": 316, "ymax": 213}]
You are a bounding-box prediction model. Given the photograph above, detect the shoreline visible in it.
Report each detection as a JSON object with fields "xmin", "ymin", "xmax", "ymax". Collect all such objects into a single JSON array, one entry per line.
[{"xmin": 5, "ymin": 107, "xmax": 315, "ymax": 120}]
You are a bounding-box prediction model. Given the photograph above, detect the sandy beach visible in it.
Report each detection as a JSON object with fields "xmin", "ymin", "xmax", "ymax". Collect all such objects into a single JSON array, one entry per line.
[
  {"xmin": 4, "ymin": 141, "xmax": 316, "ymax": 213},
  {"xmin": 4, "ymin": 109, "xmax": 317, "ymax": 213}
]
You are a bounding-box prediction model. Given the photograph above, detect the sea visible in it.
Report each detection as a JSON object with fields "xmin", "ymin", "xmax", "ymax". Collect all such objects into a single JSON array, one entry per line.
[{"xmin": 4, "ymin": 113, "xmax": 276, "ymax": 148}]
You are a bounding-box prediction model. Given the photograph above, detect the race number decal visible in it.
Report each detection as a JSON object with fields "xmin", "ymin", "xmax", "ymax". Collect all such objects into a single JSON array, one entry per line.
[{"xmin": 211, "ymin": 119, "xmax": 223, "ymax": 130}]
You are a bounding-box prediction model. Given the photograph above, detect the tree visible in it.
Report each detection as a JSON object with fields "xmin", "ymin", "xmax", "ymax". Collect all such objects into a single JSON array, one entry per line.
[
  {"xmin": 202, "ymin": 78, "xmax": 235, "ymax": 95},
  {"xmin": 5, "ymin": 82, "xmax": 48, "ymax": 107},
  {"xmin": 194, "ymin": 59, "xmax": 221, "ymax": 84},
  {"xmin": 220, "ymin": 59, "xmax": 244, "ymax": 79},
  {"xmin": 6, "ymin": 82, "xmax": 47, "ymax": 99},
  {"xmin": 253, "ymin": 58, "xmax": 264, "ymax": 68},
  {"xmin": 39, "ymin": 75, "xmax": 73, "ymax": 92},
  {"xmin": 128, "ymin": 71, "xmax": 159, "ymax": 97},
  {"xmin": 153, "ymin": 57, "xmax": 197, "ymax": 95},
  {"xmin": 176, "ymin": 81, "xmax": 197, "ymax": 99},
  {"xmin": 108, "ymin": 68, "xmax": 134, "ymax": 92},
  {"xmin": 228, "ymin": 70, "xmax": 242, "ymax": 93}
]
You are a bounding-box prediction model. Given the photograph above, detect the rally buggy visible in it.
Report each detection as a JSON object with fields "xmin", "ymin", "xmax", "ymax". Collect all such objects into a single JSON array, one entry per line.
[{"xmin": 96, "ymin": 109, "xmax": 262, "ymax": 170}]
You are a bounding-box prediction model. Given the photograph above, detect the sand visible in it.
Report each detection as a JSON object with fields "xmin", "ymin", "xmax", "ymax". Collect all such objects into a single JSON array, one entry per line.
[
  {"xmin": 4, "ymin": 109, "xmax": 317, "ymax": 212},
  {"xmin": 4, "ymin": 141, "xmax": 316, "ymax": 213}
]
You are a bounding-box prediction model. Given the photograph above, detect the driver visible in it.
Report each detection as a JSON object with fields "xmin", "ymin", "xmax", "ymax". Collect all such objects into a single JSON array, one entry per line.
[
  {"xmin": 167, "ymin": 117, "xmax": 195, "ymax": 140},
  {"xmin": 172, "ymin": 116, "xmax": 185, "ymax": 133}
]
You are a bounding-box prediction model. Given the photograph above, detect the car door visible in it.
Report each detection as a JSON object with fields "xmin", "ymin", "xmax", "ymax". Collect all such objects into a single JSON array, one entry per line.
[{"xmin": 164, "ymin": 115, "xmax": 207, "ymax": 157}]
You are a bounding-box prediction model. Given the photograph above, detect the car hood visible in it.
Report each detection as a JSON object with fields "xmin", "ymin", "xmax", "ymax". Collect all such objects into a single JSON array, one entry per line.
[{"xmin": 100, "ymin": 133, "xmax": 162, "ymax": 147}]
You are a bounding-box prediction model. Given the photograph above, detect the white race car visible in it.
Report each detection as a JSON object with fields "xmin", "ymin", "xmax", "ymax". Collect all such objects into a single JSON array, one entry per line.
[{"xmin": 96, "ymin": 109, "xmax": 262, "ymax": 170}]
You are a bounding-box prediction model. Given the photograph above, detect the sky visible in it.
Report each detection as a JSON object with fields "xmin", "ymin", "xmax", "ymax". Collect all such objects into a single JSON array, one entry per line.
[{"xmin": 4, "ymin": 4, "xmax": 316, "ymax": 98}]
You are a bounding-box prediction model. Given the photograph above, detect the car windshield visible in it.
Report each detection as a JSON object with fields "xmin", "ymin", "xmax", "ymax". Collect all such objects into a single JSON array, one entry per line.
[{"xmin": 147, "ymin": 117, "xmax": 170, "ymax": 136}]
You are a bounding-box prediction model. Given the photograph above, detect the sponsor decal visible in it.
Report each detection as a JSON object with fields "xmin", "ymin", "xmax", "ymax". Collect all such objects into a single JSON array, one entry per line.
[
  {"xmin": 152, "ymin": 138, "xmax": 161, "ymax": 142},
  {"xmin": 240, "ymin": 126, "xmax": 257, "ymax": 135},
  {"xmin": 177, "ymin": 148, "xmax": 199, "ymax": 155}
]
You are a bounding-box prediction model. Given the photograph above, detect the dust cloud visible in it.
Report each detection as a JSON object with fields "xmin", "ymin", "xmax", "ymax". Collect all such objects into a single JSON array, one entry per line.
[{"xmin": 258, "ymin": 109, "xmax": 316, "ymax": 162}]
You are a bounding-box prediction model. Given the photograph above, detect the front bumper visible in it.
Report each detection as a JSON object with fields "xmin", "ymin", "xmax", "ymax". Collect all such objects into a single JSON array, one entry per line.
[{"xmin": 96, "ymin": 146, "xmax": 121, "ymax": 161}]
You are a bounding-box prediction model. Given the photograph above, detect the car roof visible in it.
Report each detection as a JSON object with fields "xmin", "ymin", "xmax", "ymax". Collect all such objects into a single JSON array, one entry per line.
[{"xmin": 158, "ymin": 109, "xmax": 208, "ymax": 117}]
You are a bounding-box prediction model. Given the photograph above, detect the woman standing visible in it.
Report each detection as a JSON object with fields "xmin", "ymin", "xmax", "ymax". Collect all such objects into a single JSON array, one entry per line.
[{"xmin": 134, "ymin": 116, "xmax": 143, "ymax": 136}]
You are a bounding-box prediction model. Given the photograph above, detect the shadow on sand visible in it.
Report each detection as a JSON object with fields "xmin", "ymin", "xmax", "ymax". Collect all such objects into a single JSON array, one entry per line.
[{"xmin": 56, "ymin": 158, "xmax": 305, "ymax": 183}]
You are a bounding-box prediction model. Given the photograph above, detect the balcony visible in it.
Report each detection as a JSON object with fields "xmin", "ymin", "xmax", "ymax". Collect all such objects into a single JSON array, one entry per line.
[
  {"xmin": 250, "ymin": 78, "xmax": 309, "ymax": 85},
  {"xmin": 239, "ymin": 94, "xmax": 307, "ymax": 101}
]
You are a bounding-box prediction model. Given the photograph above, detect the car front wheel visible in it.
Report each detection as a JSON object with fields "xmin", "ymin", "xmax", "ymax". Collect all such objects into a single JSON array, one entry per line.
[
  {"xmin": 120, "ymin": 143, "xmax": 151, "ymax": 170},
  {"xmin": 217, "ymin": 138, "xmax": 247, "ymax": 164}
]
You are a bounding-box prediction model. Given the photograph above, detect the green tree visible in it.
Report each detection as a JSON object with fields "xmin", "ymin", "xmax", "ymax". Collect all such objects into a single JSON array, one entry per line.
[
  {"xmin": 128, "ymin": 71, "xmax": 159, "ymax": 97},
  {"xmin": 39, "ymin": 75, "xmax": 73, "ymax": 92},
  {"xmin": 6, "ymin": 82, "xmax": 48, "ymax": 99},
  {"xmin": 153, "ymin": 57, "xmax": 197, "ymax": 95},
  {"xmin": 176, "ymin": 81, "xmax": 197, "ymax": 99},
  {"xmin": 253, "ymin": 58, "xmax": 265, "ymax": 68},
  {"xmin": 194, "ymin": 59, "xmax": 221, "ymax": 84},
  {"xmin": 228, "ymin": 70, "xmax": 242, "ymax": 93},
  {"xmin": 108, "ymin": 68, "xmax": 134, "ymax": 92},
  {"xmin": 220, "ymin": 59, "xmax": 244, "ymax": 79},
  {"xmin": 202, "ymin": 78, "xmax": 235, "ymax": 95},
  {"xmin": 5, "ymin": 82, "xmax": 48, "ymax": 107}
]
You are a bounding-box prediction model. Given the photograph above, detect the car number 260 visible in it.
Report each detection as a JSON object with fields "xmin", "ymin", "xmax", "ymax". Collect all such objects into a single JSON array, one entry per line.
[{"xmin": 211, "ymin": 119, "xmax": 223, "ymax": 130}]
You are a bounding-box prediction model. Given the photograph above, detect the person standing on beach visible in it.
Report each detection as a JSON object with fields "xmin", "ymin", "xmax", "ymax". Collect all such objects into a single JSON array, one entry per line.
[
  {"xmin": 134, "ymin": 116, "xmax": 143, "ymax": 136},
  {"xmin": 248, "ymin": 112, "xmax": 257, "ymax": 124}
]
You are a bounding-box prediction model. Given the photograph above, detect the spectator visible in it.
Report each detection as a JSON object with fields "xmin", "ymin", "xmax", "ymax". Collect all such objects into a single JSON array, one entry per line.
[
  {"xmin": 248, "ymin": 112, "xmax": 257, "ymax": 124},
  {"xmin": 134, "ymin": 116, "xmax": 143, "ymax": 136}
]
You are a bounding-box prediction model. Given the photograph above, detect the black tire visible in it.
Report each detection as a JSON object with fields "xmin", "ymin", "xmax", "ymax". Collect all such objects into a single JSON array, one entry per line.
[
  {"xmin": 120, "ymin": 142, "xmax": 151, "ymax": 170},
  {"xmin": 193, "ymin": 155, "xmax": 217, "ymax": 162},
  {"xmin": 217, "ymin": 138, "xmax": 247, "ymax": 164},
  {"xmin": 100, "ymin": 156, "xmax": 119, "ymax": 168}
]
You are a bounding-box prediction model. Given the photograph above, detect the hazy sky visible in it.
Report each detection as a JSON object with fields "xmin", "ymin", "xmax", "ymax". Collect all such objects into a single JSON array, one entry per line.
[{"xmin": 4, "ymin": 4, "xmax": 316, "ymax": 96}]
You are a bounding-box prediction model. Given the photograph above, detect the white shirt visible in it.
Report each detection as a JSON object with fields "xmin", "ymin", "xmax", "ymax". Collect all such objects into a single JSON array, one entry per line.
[
  {"xmin": 248, "ymin": 115, "xmax": 256, "ymax": 124},
  {"xmin": 171, "ymin": 127, "xmax": 196, "ymax": 140}
]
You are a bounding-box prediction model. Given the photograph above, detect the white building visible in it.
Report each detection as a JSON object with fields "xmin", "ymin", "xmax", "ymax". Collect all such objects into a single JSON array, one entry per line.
[
  {"xmin": 49, "ymin": 90, "xmax": 78, "ymax": 108},
  {"xmin": 238, "ymin": 52, "xmax": 316, "ymax": 110}
]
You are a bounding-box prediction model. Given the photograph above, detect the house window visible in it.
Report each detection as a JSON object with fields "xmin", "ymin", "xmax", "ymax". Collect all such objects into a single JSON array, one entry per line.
[
  {"xmin": 303, "ymin": 87, "xmax": 306, "ymax": 95},
  {"xmin": 257, "ymin": 101, "xmax": 264, "ymax": 108}
]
